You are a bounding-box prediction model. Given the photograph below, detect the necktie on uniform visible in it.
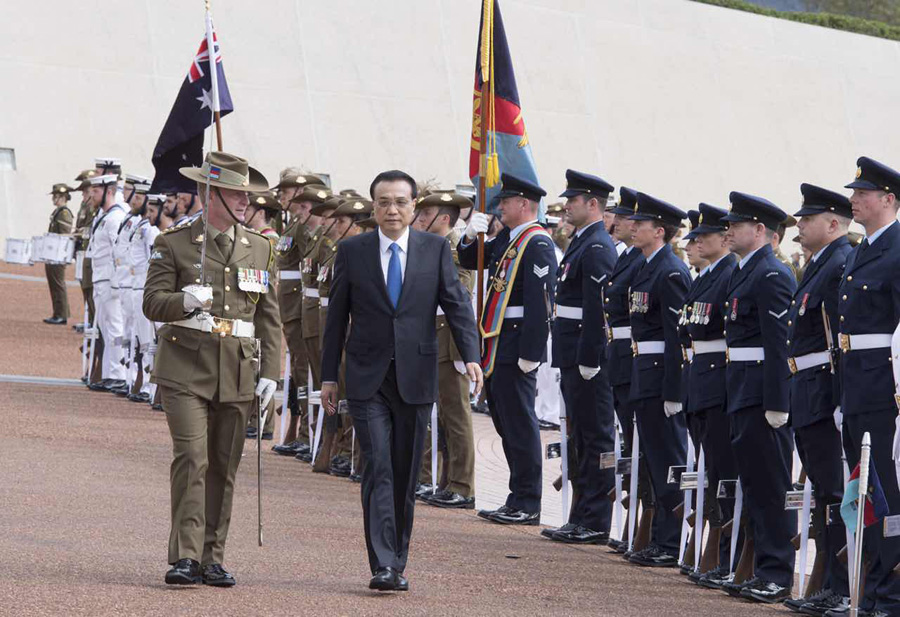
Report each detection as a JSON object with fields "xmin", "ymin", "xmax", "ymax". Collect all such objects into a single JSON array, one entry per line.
[
  {"xmin": 387, "ymin": 242, "xmax": 402, "ymax": 307},
  {"xmin": 215, "ymin": 232, "xmax": 232, "ymax": 261}
]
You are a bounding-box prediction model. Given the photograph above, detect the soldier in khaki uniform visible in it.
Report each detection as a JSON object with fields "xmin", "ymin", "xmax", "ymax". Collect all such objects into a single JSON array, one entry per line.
[
  {"xmin": 773, "ymin": 217, "xmax": 799, "ymax": 280},
  {"xmin": 43, "ymin": 184, "xmax": 75, "ymax": 324},
  {"xmin": 74, "ymin": 171, "xmax": 97, "ymax": 324},
  {"xmin": 271, "ymin": 183, "xmax": 330, "ymax": 456},
  {"xmin": 412, "ymin": 192, "xmax": 477, "ymax": 509},
  {"xmin": 315, "ymin": 198, "xmax": 373, "ymax": 475},
  {"xmin": 143, "ymin": 152, "xmax": 281, "ymax": 588}
]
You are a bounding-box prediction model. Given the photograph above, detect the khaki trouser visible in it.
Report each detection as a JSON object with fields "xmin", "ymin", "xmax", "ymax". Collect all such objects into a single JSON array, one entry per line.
[
  {"xmin": 303, "ymin": 334, "xmax": 321, "ymax": 389},
  {"xmin": 246, "ymin": 399, "xmax": 276, "ymax": 434},
  {"xmin": 45, "ymin": 263, "xmax": 69, "ymax": 319},
  {"xmin": 161, "ymin": 386, "xmax": 250, "ymax": 566},
  {"xmin": 283, "ymin": 319, "xmax": 310, "ymax": 441}
]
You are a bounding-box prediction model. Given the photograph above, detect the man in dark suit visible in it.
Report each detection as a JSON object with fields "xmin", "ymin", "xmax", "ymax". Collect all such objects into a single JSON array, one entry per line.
[{"xmin": 321, "ymin": 170, "xmax": 482, "ymax": 592}]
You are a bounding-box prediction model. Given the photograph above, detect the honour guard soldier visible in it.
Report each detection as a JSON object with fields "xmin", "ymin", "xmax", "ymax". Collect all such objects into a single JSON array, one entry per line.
[
  {"xmin": 43, "ymin": 183, "xmax": 75, "ymax": 325},
  {"xmin": 720, "ymin": 192, "xmax": 797, "ymax": 603},
  {"xmin": 413, "ymin": 191, "xmax": 478, "ymax": 509},
  {"xmin": 834, "ymin": 157, "xmax": 900, "ymax": 616},
  {"xmin": 86, "ymin": 172, "xmax": 127, "ymax": 391},
  {"xmin": 625, "ymin": 192, "xmax": 690, "ymax": 567},
  {"xmin": 680, "ymin": 204, "xmax": 740, "ymax": 586},
  {"xmin": 143, "ymin": 151, "xmax": 281, "ymax": 587},
  {"xmin": 271, "ymin": 183, "xmax": 330, "ymax": 455},
  {"xmin": 458, "ymin": 173, "xmax": 558, "ymax": 525},
  {"xmin": 74, "ymin": 171, "xmax": 98, "ymax": 330},
  {"xmin": 781, "ymin": 184, "xmax": 852, "ymax": 614},
  {"xmin": 542, "ymin": 170, "xmax": 617, "ymax": 544}
]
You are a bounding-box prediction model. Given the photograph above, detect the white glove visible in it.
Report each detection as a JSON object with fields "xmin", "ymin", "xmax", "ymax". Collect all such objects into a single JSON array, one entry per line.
[
  {"xmin": 256, "ymin": 377, "xmax": 277, "ymax": 409},
  {"xmin": 893, "ymin": 414, "xmax": 900, "ymax": 461},
  {"xmin": 765, "ymin": 410, "xmax": 789, "ymax": 429},
  {"xmin": 464, "ymin": 211, "xmax": 490, "ymax": 241},
  {"xmin": 833, "ymin": 405, "xmax": 843, "ymax": 433},
  {"xmin": 663, "ymin": 401, "xmax": 682, "ymax": 417},
  {"xmin": 518, "ymin": 358, "xmax": 539, "ymax": 374},
  {"xmin": 182, "ymin": 284, "xmax": 213, "ymax": 312},
  {"xmin": 579, "ymin": 365, "xmax": 600, "ymax": 381}
]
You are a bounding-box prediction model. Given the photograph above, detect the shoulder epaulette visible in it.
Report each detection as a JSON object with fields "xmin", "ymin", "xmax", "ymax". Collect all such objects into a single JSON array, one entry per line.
[{"xmin": 161, "ymin": 222, "xmax": 192, "ymax": 235}]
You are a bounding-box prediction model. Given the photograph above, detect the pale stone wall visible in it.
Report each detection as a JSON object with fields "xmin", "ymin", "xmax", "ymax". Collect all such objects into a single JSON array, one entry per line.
[{"xmin": 1, "ymin": 0, "xmax": 898, "ymax": 247}]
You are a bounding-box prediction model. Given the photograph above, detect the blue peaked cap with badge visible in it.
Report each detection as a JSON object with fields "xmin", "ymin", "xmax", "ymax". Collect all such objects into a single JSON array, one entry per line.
[
  {"xmin": 559, "ymin": 169, "xmax": 614, "ymax": 199},
  {"xmin": 610, "ymin": 186, "xmax": 638, "ymax": 215},
  {"xmin": 689, "ymin": 203, "xmax": 730, "ymax": 237},
  {"xmin": 845, "ymin": 156, "xmax": 900, "ymax": 195},
  {"xmin": 684, "ymin": 209, "xmax": 701, "ymax": 240},
  {"xmin": 722, "ymin": 191, "xmax": 787, "ymax": 231},
  {"xmin": 497, "ymin": 172, "xmax": 546, "ymax": 203},
  {"xmin": 630, "ymin": 192, "xmax": 687, "ymax": 226},
  {"xmin": 795, "ymin": 183, "xmax": 852, "ymax": 218}
]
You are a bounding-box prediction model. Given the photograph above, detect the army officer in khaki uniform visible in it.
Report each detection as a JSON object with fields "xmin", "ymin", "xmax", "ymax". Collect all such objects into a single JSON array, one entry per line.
[
  {"xmin": 44, "ymin": 183, "xmax": 76, "ymax": 324},
  {"xmin": 143, "ymin": 151, "xmax": 281, "ymax": 588}
]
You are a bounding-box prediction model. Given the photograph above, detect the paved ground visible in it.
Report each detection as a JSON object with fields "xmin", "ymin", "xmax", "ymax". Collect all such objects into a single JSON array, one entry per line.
[{"xmin": 0, "ymin": 262, "xmax": 791, "ymax": 616}]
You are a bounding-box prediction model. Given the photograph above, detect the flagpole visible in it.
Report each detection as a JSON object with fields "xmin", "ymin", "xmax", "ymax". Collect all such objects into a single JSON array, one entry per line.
[
  {"xmin": 850, "ymin": 433, "xmax": 871, "ymax": 616},
  {"xmin": 205, "ymin": 0, "xmax": 223, "ymax": 150},
  {"xmin": 476, "ymin": 76, "xmax": 488, "ymax": 324}
]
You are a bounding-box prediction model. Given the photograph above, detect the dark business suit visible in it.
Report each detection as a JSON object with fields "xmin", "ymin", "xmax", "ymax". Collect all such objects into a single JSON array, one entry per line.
[{"xmin": 322, "ymin": 228, "xmax": 479, "ymax": 574}]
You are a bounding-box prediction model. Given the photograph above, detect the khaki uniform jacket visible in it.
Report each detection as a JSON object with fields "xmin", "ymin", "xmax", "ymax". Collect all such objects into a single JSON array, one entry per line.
[
  {"xmin": 317, "ymin": 235, "xmax": 339, "ymax": 334},
  {"xmin": 275, "ymin": 216, "xmax": 312, "ymax": 324},
  {"xmin": 49, "ymin": 206, "xmax": 74, "ymax": 234},
  {"xmin": 301, "ymin": 232, "xmax": 334, "ymax": 338},
  {"xmin": 438, "ymin": 229, "xmax": 474, "ymax": 365},
  {"xmin": 143, "ymin": 218, "xmax": 282, "ymax": 402}
]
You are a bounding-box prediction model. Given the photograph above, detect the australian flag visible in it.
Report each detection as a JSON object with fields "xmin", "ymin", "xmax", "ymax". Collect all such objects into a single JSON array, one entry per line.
[
  {"xmin": 150, "ymin": 28, "xmax": 233, "ymax": 194},
  {"xmin": 469, "ymin": 0, "xmax": 542, "ymax": 217}
]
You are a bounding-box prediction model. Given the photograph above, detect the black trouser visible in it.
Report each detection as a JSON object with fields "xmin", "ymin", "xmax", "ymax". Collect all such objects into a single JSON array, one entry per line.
[
  {"xmin": 843, "ymin": 409, "xmax": 900, "ymax": 613},
  {"xmin": 633, "ymin": 397, "xmax": 687, "ymax": 555},
  {"xmin": 795, "ymin": 418, "xmax": 849, "ymax": 596},
  {"xmin": 730, "ymin": 406, "xmax": 796, "ymax": 587},
  {"xmin": 612, "ymin": 384, "xmax": 654, "ymax": 510},
  {"xmin": 348, "ymin": 363, "xmax": 430, "ymax": 574},
  {"xmin": 560, "ymin": 365, "xmax": 615, "ymax": 532},
  {"xmin": 485, "ymin": 363, "xmax": 542, "ymax": 513}
]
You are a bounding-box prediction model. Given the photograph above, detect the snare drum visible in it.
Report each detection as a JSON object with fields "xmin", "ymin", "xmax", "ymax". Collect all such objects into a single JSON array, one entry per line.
[
  {"xmin": 4, "ymin": 238, "xmax": 33, "ymax": 264},
  {"xmin": 30, "ymin": 235, "xmax": 45, "ymax": 263},
  {"xmin": 38, "ymin": 233, "xmax": 75, "ymax": 264}
]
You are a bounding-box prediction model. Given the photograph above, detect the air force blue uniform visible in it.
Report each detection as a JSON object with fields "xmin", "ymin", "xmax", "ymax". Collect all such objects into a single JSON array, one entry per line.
[
  {"xmin": 551, "ymin": 170, "xmax": 618, "ymax": 534},
  {"xmin": 457, "ymin": 174, "xmax": 557, "ymax": 516},
  {"xmin": 787, "ymin": 184, "xmax": 853, "ymax": 599},
  {"xmin": 722, "ymin": 193, "xmax": 797, "ymax": 588},
  {"xmin": 627, "ymin": 193, "xmax": 690, "ymax": 558}
]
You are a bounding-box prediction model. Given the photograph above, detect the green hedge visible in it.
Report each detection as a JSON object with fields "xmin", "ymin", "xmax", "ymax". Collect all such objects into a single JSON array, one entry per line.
[{"xmin": 690, "ymin": 0, "xmax": 900, "ymax": 42}]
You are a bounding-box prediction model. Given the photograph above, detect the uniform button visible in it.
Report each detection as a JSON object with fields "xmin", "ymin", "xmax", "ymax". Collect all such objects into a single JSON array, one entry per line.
[
  {"xmin": 787, "ymin": 320, "xmax": 792, "ymax": 326},
  {"xmin": 842, "ymin": 295, "xmax": 848, "ymax": 300},
  {"xmin": 293, "ymin": 287, "xmax": 298, "ymax": 292},
  {"xmin": 220, "ymin": 332, "xmax": 226, "ymax": 338},
  {"xmin": 172, "ymin": 336, "xmax": 177, "ymax": 341},
  {"xmin": 513, "ymin": 324, "xmax": 518, "ymax": 329},
  {"xmin": 791, "ymin": 300, "xmax": 796, "ymax": 306},
  {"xmin": 225, "ymin": 267, "xmax": 231, "ymax": 273},
  {"xmin": 840, "ymin": 316, "xmax": 845, "ymax": 322},
  {"xmin": 724, "ymin": 302, "xmax": 729, "ymax": 308},
  {"xmin": 756, "ymin": 360, "xmax": 762, "ymax": 365},
  {"xmin": 863, "ymin": 285, "xmax": 868, "ymax": 291},
  {"xmin": 604, "ymin": 298, "xmax": 609, "ymax": 303},
  {"xmin": 847, "ymin": 276, "xmax": 853, "ymax": 281},
  {"xmin": 786, "ymin": 339, "xmax": 790, "ymax": 345},
  {"xmin": 224, "ymin": 304, "xmax": 230, "ymax": 311},
  {"xmin": 710, "ymin": 363, "xmax": 715, "ymax": 368},
  {"xmin": 195, "ymin": 278, "xmax": 200, "ymax": 283},
  {"xmin": 225, "ymin": 285, "xmax": 231, "ymax": 291},
  {"xmin": 653, "ymin": 361, "xmax": 658, "ymax": 366}
]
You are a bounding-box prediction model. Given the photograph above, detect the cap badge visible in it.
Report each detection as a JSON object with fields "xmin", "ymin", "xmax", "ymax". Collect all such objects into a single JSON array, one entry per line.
[
  {"xmin": 317, "ymin": 191, "xmax": 328, "ymax": 199},
  {"xmin": 353, "ymin": 202, "xmax": 364, "ymax": 210},
  {"xmin": 441, "ymin": 194, "xmax": 453, "ymax": 202},
  {"xmin": 698, "ymin": 214, "xmax": 703, "ymax": 224},
  {"xmin": 856, "ymin": 167, "xmax": 862, "ymax": 179},
  {"xmin": 256, "ymin": 197, "xmax": 265, "ymax": 204}
]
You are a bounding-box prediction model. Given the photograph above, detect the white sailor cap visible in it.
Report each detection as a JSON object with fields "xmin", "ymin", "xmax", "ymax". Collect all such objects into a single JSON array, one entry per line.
[
  {"xmin": 133, "ymin": 181, "xmax": 152, "ymax": 194},
  {"xmin": 94, "ymin": 157, "xmax": 122, "ymax": 169},
  {"xmin": 146, "ymin": 194, "xmax": 166, "ymax": 205},
  {"xmin": 124, "ymin": 173, "xmax": 150, "ymax": 185},
  {"xmin": 89, "ymin": 174, "xmax": 120, "ymax": 186}
]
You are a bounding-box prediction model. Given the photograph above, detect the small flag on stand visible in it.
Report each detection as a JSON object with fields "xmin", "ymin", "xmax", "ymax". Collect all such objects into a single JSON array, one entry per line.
[{"xmin": 841, "ymin": 460, "xmax": 889, "ymax": 533}]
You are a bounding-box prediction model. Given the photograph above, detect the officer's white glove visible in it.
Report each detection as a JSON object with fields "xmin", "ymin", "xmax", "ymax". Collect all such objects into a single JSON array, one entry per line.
[
  {"xmin": 464, "ymin": 211, "xmax": 490, "ymax": 241},
  {"xmin": 893, "ymin": 414, "xmax": 900, "ymax": 461},
  {"xmin": 182, "ymin": 284, "xmax": 213, "ymax": 312},
  {"xmin": 765, "ymin": 410, "xmax": 789, "ymax": 429},
  {"xmin": 833, "ymin": 406, "xmax": 843, "ymax": 433},
  {"xmin": 256, "ymin": 377, "xmax": 277, "ymax": 409},
  {"xmin": 579, "ymin": 365, "xmax": 600, "ymax": 381},
  {"xmin": 518, "ymin": 358, "xmax": 540, "ymax": 374},
  {"xmin": 663, "ymin": 401, "xmax": 682, "ymax": 417}
]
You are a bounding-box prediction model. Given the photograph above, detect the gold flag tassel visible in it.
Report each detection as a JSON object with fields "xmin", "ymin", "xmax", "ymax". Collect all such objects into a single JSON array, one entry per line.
[{"xmin": 481, "ymin": 0, "xmax": 500, "ymax": 188}]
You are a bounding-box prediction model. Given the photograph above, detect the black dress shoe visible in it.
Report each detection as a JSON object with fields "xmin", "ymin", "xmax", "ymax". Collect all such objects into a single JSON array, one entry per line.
[
  {"xmin": 698, "ymin": 568, "xmax": 732, "ymax": 590},
  {"xmin": 201, "ymin": 563, "xmax": 236, "ymax": 587},
  {"xmin": 88, "ymin": 379, "xmax": 111, "ymax": 391},
  {"xmin": 490, "ymin": 508, "xmax": 540, "ymax": 526},
  {"xmin": 369, "ymin": 567, "xmax": 399, "ymax": 591},
  {"xmin": 152, "ymin": 403, "xmax": 164, "ymax": 412},
  {"xmin": 541, "ymin": 522, "xmax": 576, "ymax": 539},
  {"xmin": 552, "ymin": 525, "xmax": 609, "ymax": 545},
  {"xmin": 740, "ymin": 578, "xmax": 790, "ymax": 604},
  {"xmin": 261, "ymin": 432, "xmax": 274, "ymax": 441},
  {"xmin": 797, "ymin": 589, "xmax": 848, "ymax": 615},
  {"xmin": 689, "ymin": 565, "xmax": 722, "ymax": 586},
  {"xmin": 43, "ymin": 316, "xmax": 67, "ymax": 325},
  {"xmin": 111, "ymin": 386, "xmax": 130, "ymax": 396},
  {"xmin": 330, "ymin": 462, "xmax": 351, "ymax": 478},
  {"xmin": 165, "ymin": 558, "xmax": 200, "ymax": 585},
  {"xmin": 105, "ymin": 380, "xmax": 126, "ymax": 392},
  {"xmin": 127, "ymin": 392, "xmax": 151, "ymax": 403},
  {"xmin": 629, "ymin": 545, "xmax": 678, "ymax": 567},
  {"xmin": 537, "ymin": 419, "xmax": 560, "ymax": 431},
  {"xmin": 295, "ymin": 450, "xmax": 313, "ymax": 463},
  {"xmin": 396, "ymin": 574, "xmax": 409, "ymax": 592},
  {"xmin": 415, "ymin": 483, "xmax": 437, "ymax": 498},
  {"xmin": 422, "ymin": 490, "xmax": 475, "ymax": 509},
  {"xmin": 349, "ymin": 473, "xmax": 362, "ymax": 483},
  {"xmin": 723, "ymin": 575, "xmax": 758, "ymax": 597},
  {"xmin": 272, "ymin": 440, "xmax": 305, "ymax": 456},
  {"xmin": 245, "ymin": 427, "xmax": 258, "ymax": 439},
  {"xmin": 785, "ymin": 592, "xmax": 814, "ymax": 612},
  {"xmin": 477, "ymin": 505, "xmax": 512, "ymax": 521}
]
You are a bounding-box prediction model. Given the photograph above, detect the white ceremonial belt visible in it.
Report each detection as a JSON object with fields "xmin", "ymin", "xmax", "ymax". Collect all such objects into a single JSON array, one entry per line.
[
  {"xmin": 320, "ymin": 297, "xmax": 329, "ymax": 308},
  {"xmin": 693, "ymin": 339, "xmax": 727, "ymax": 355},
  {"xmin": 303, "ymin": 287, "xmax": 320, "ymax": 298},
  {"xmin": 556, "ymin": 305, "xmax": 583, "ymax": 320},
  {"xmin": 436, "ymin": 306, "xmax": 445, "ymax": 317},
  {"xmin": 279, "ymin": 270, "xmax": 302, "ymax": 280},
  {"xmin": 788, "ymin": 351, "xmax": 831, "ymax": 374},
  {"xmin": 839, "ymin": 333, "xmax": 892, "ymax": 352},
  {"xmin": 170, "ymin": 314, "xmax": 256, "ymax": 338},
  {"xmin": 505, "ymin": 306, "xmax": 524, "ymax": 319},
  {"xmin": 633, "ymin": 340, "xmax": 665, "ymax": 355},
  {"xmin": 611, "ymin": 326, "xmax": 632, "ymax": 340},
  {"xmin": 726, "ymin": 347, "xmax": 765, "ymax": 362}
]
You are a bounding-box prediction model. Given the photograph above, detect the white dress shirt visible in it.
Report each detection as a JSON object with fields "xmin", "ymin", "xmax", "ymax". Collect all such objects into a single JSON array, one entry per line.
[
  {"xmin": 738, "ymin": 245, "xmax": 764, "ymax": 269},
  {"xmin": 866, "ymin": 220, "xmax": 896, "ymax": 246},
  {"xmin": 378, "ymin": 226, "xmax": 409, "ymax": 284}
]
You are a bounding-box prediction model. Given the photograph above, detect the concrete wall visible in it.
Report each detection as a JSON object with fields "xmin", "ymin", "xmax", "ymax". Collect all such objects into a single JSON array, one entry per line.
[{"xmin": 2, "ymin": 0, "xmax": 899, "ymax": 248}]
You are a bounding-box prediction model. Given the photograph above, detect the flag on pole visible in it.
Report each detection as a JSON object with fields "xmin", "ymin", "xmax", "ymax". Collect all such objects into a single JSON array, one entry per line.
[
  {"xmin": 469, "ymin": 0, "xmax": 542, "ymax": 217},
  {"xmin": 150, "ymin": 21, "xmax": 233, "ymax": 193},
  {"xmin": 840, "ymin": 460, "xmax": 889, "ymax": 532}
]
